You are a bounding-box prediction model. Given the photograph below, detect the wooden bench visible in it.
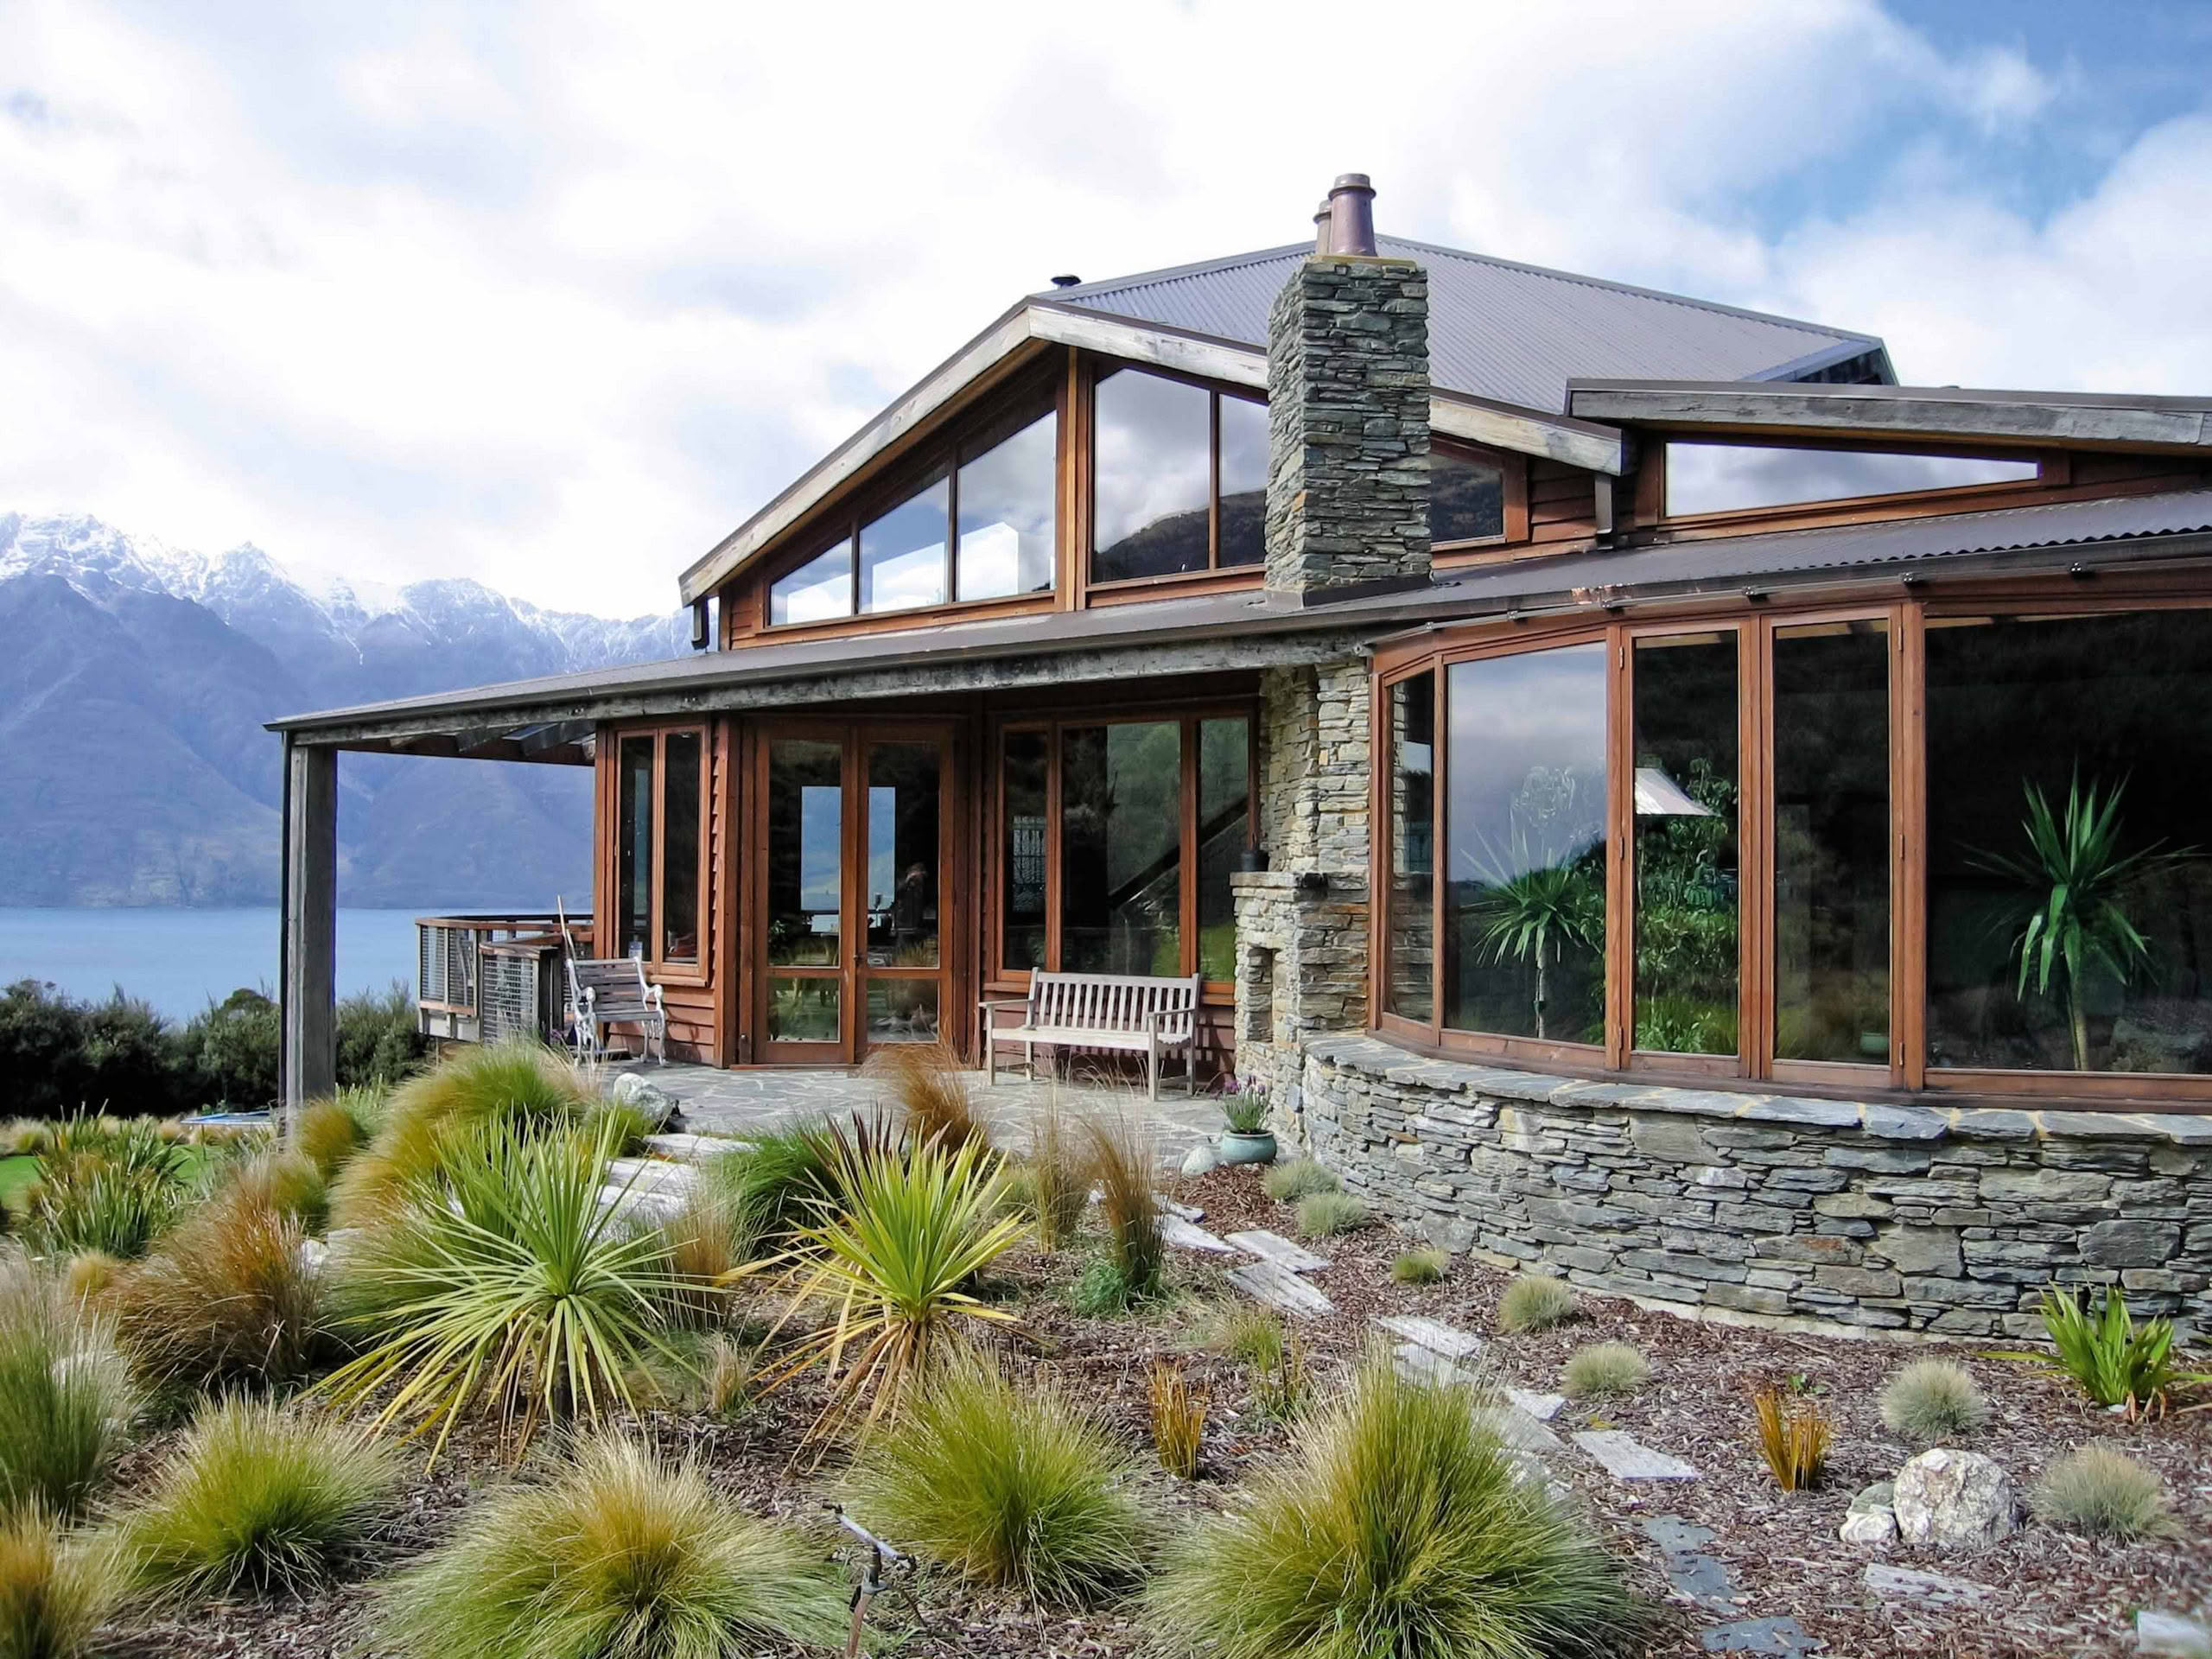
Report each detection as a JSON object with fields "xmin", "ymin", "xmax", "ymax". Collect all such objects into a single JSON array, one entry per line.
[
  {"xmin": 566, "ymin": 954, "xmax": 667, "ymax": 1066},
  {"xmin": 979, "ymin": 971, "xmax": 1201, "ymax": 1101}
]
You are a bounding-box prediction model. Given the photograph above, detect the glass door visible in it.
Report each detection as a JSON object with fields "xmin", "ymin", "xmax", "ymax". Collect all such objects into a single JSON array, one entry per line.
[
  {"xmin": 860, "ymin": 739, "xmax": 944, "ymax": 1048},
  {"xmin": 762, "ymin": 734, "xmax": 848, "ymax": 1060}
]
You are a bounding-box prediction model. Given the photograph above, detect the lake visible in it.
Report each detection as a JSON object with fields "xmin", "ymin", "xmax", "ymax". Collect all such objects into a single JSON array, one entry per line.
[{"xmin": 0, "ymin": 908, "xmax": 423, "ymax": 1021}]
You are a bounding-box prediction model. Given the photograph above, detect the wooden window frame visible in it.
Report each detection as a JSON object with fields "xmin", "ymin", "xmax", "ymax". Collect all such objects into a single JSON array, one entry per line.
[
  {"xmin": 1428, "ymin": 436, "xmax": 1531, "ymax": 560},
  {"xmin": 988, "ymin": 703, "xmax": 1258, "ymax": 997},
  {"xmin": 607, "ymin": 721, "xmax": 712, "ymax": 987},
  {"xmin": 1084, "ymin": 360, "xmax": 1268, "ymax": 592},
  {"xmin": 1370, "ymin": 582, "xmax": 2212, "ymax": 1110},
  {"xmin": 1656, "ymin": 437, "xmax": 2056, "ymax": 531}
]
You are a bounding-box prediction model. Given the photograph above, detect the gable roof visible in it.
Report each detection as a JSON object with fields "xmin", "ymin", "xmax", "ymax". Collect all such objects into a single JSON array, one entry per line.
[{"xmin": 1046, "ymin": 236, "xmax": 1891, "ymax": 413}]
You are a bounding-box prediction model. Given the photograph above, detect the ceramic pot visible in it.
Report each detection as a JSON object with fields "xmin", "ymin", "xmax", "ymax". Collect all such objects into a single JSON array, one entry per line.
[{"xmin": 1217, "ymin": 1129, "xmax": 1277, "ymax": 1166}]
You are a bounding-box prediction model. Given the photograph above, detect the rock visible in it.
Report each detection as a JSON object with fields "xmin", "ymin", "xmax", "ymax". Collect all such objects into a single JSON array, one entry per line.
[
  {"xmin": 1700, "ymin": 1616, "xmax": 1821, "ymax": 1655},
  {"xmin": 642, "ymin": 1132, "xmax": 752, "ymax": 1160},
  {"xmin": 1224, "ymin": 1230, "xmax": 1330, "ymax": 1273},
  {"xmin": 1849, "ymin": 1480, "xmax": 1895, "ymax": 1513},
  {"xmin": 1180, "ymin": 1142, "xmax": 1221, "ymax": 1176},
  {"xmin": 609, "ymin": 1072, "xmax": 679, "ymax": 1128},
  {"xmin": 1573, "ymin": 1429, "xmax": 1698, "ymax": 1481},
  {"xmin": 1892, "ymin": 1450, "xmax": 2017, "ymax": 1550},
  {"xmin": 1160, "ymin": 1216, "xmax": 1234, "ymax": 1254},
  {"xmin": 1504, "ymin": 1387, "xmax": 1567, "ymax": 1421},
  {"xmin": 1156, "ymin": 1195, "xmax": 1204, "ymax": 1221},
  {"xmin": 1374, "ymin": 1313, "xmax": 1484, "ymax": 1360},
  {"xmin": 1224, "ymin": 1259, "xmax": 1333, "ymax": 1318},
  {"xmin": 1839, "ymin": 1508, "xmax": 1897, "ymax": 1547},
  {"xmin": 1862, "ymin": 1564, "xmax": 1993, "ymax": 1605},
  {"xmin": 2137, "ymin": 1610, "xmax": 2212, "ymax": 1657},
  {"xmin": 296, "ymin": 1236, "xmax": 329, "ymax": 1274}
]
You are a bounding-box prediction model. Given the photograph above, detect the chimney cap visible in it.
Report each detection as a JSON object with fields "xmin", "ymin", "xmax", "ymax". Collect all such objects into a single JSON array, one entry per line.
[
  {"xmin": 1313, "ymin": 200, "xmax": 1331, "ymax": 255},
  {"xmin": 1325, "ymin": 174, "xmax": 1377, "ymax": 257},
  {"xmin": 1049, "ymin": 273, "xmax": 1082, "ymax": 289}
]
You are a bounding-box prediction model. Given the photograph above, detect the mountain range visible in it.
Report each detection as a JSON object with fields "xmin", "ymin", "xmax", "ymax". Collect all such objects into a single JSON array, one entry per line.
[{"xmin": 0, "ymin": 512, "xmax": 689, "ymax": 909}]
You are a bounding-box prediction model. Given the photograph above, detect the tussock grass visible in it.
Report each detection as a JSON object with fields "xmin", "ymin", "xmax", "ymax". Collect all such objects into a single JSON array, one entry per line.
[
  {"xmin": 655, "ymin": 1192, "xmax": 752, "ymax": 1331},
  {"xmin": 60, "ymin": 1254, "xmax": 121, "ymax": 1306},
  {"xmin": 1023, "ymin": 1095, "xmax": 1089, "ymax": 1253},
  {"xmin": 866, "ymin": 1042, "xmax": 985, "ymax": 1150},
  {"xmin": 1261, "ymin": 1160, "xmax": 1339, "ymax": 1203},
  {"xmin": 1751, "ymin": 1388, "xmax": 1831, "ymax": 1491},
  {"xmin": 1562, "ymin": 1342, "xmax": 1649, "ymax": 1400},
  {"xmin": 2032, "ymin": 1445, "xmax": 2175, "ymax": 1538},
  {"xmin": 0, "ymin": 1506, "xmax": 120, "ymax": 1659},
  {"xmin": 581, "ymin": 1099, "xmax": 656, "ymax": 1159},
  {"xmin": 1149, "ymin": 1360, "xmax": 1207, "ymax": 1479},
  {"xmin": 1496, "ymin": 1274, "xmax": 1577, "ymax": 1335},
  {"xmin": 23, "ymin": 1120, "xmax": 191, "ymax": 1262},
  {"xmin": 694, "ymin": 1122, "xmax": 836, "ymax": 1246},
  {"xmin": 1147, "ymin": 1351, "xmax": 1638, "ymax": 1659},
  {"xmin": 1294, "ymin": 1191, "xmax": 1367, "ymax": 1237},
  {"xmin": 1391, "ymin": 1246, "xmax": 1450, "ymax": 1286},
  {"xmin": 220, "ymin": 1151, "xmax": 328, "ymax": 1235},
  {"xmin": 1085, "ymin": 1116, "xmax": 1163, "ymax": 1307},
  {"xmin": 293, "ymin": 1092, "xmax": 375, "ymax": 1180},
  {"xmin": 115, "ymin": 1396, "xmax": 399, "ymax": 1602},
  {"xmin": 0, "ymin": 1252, "xmax": 137, "ymax": 1520},
  {"xmin": 375, "ymin": 1433, "xmax": 844, "ymax": 1659},
  {"xmin": 1194, "ymin": 1300, "xmax": 1287, "ymax": 1370},
  {"xmin": 111, "ymin": 1175, "xmax": 325, "ymax": 1392},
  {"xmin": 843, "ymin": 1344, "xmax": 1147, "ymax": 1606},
  {"xmin": 1880, "ymin": 1358, "xmax": 1987, "ymax": 1445}
]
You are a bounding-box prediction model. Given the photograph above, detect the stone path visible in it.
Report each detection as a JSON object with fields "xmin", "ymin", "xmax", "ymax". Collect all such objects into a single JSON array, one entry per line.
[
  {"xmin": 1861, "ymin": 1565, "xmax": 1993, "ymax": 1608},
  {"xmin": 1224, "ymin": 1259, "xmax": 1334, "ymax": 1317},
  {"xmin": 1376, "ymin": 1313, "xmax": 1483, "ymax": 1359},
  {"xmin": 1224, "ymin": 1230, "xmax": 1329, "ymax": 1271},
  {"xmin": 1573, "ymin": 1429, "xmax": 1700, "ymax": 1482},
  {"xmin": 1643, "ymin": 1516, "xmax": 1821, "ymax": 1656},
  {"xmin": 1160, "ymin": 1216, "xmax": 1234, "ymax": 1253}
]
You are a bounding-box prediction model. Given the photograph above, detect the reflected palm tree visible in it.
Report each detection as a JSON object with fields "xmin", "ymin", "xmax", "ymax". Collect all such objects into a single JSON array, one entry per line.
[{"xmin": 1466, "ymin": 828, "xmax": 1604, "ymax": 1040}]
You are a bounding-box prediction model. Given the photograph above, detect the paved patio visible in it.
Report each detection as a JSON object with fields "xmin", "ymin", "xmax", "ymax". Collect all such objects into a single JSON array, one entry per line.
[{"xmin": 615, "ymin": 1060, "xmax": 1224, "ymax": 1163}]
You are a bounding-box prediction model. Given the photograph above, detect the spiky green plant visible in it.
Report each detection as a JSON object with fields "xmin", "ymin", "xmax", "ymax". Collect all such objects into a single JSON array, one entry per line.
[
  {"xmin": 374, "ymin": 1434, "xmax": 845, "ymax": 1659},
  {"xmin": 115, "ymin": 1396, "xmax": 399, "ymax": 1602},
  {"xmin": 843, "ymin": 1344, "xmax": 1147, "ymax": 1606},
  {"xmin": 0, "ymin": 1506, "xmax": 121, "ymax": 1659},
  {"xmin": 2030, "ymin": 1286, "xmax": 2200, "ymax": 1413},
  {"xmin": 739, "ymin": 1121, "xmax": 1026, "ymax": 1440},
  {"xmin": 0, "ymin": 1252, "xmax": 137, "ymax": 1521},
  {"xmin": 1880, "ymin": 1358, "xmax": 1987, "ymax": 1445},
  {"xmin": 1970, "ymin": 772, "xmax": 2189, "ymax": 1071},
  {"xmin": 1147, "ymin": 1351, "xmax": 1638, "ymax": 1659},
  {"xmin": 321, "ymin": 1122, "xmax": 677, "ymax": 1461},
  {"xmin": 22, "ymin": 1118, "xmax": 192, "ymax": 1262},
  {"xmin": 2031, "ymin": 1445, "xmax": 2175, "ymax": 1538}
]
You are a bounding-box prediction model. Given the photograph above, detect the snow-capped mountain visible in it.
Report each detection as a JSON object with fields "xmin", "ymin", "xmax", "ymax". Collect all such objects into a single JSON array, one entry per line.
[{"xmin": 0, "ymin": 512, "xmax": 691, "ymax": 908}]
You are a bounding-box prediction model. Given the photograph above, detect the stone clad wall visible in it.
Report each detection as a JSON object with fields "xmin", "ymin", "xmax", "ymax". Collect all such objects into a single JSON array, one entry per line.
[{"xmin": 1298, "ymin": 1033, "xmax": 2212, "ymax": 1338}]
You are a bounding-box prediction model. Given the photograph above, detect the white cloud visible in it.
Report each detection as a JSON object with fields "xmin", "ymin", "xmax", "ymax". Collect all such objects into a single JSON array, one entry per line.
[{"xmin": 0, "ymin": 0, "xmax": 2200, "ymax": 619}]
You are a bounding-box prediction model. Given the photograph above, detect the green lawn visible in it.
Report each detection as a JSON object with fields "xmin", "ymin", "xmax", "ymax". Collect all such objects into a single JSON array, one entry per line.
[{"xmin": 0, "ymin": 1154, "xmax": 40, "ymax": 1215}]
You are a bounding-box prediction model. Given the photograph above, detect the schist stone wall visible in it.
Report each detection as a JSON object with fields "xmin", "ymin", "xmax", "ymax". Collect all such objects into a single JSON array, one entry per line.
[{"xmin": 1287, "ymin": 1033, "xmax": 2212, "ymax": 1339}]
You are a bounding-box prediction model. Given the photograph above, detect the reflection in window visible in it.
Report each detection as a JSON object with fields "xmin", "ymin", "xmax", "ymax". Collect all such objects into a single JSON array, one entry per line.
[
  {"xmin": 1001, "ymin": 732, "xmax": 1048, "ymax": 971},
  {"xmin": 1387, "ymin": 674, "xmax": 1435, "ymax": 1020},
  {"xmin": 1217, "ymin": 395, "xmax": 1269, "ymax": 567},
  {"xmin": 1927, "ymin": 611, "xmax": 2212, "ymax": 1073},
  {"xmin": 1775, "ymin": 620, "xmax": 1891, "ymax": 1064},
  {"xmin": 1198, "ymin": 718, "xmax": 1249, "ymax": 981},
  {"xmin": 766, "ymin": 740, "xmax": 842, "ymax": 969},
  {"xmin": 1667, "ymin": 444, "xmax": 2038, "ymax": 517},
  {"xmin": 860, "ymin": 476, "xmax": 949, "ymax": 613},
  {"xmin": 770, "ymin": 541, "xmax": 853, "ymax": 626},
  {"xmin": 957, "ymin": 410, "xmax": 1057, "ymax": 600},
  {"xmin": 617, "ymin": 735, "xmax": 654, "ymax": 959},
  {"xmin": 660, "ymin": 732, "xmax": 702, "ymax": 963},
  {"xmin": 1443, "ymin": 645, "xmax": 1609, "ymax": 1043},
  {"xmin": 865, "ymin": 741, "xmax": 940, "ymax": 1042},
  {"xmin": 1633, "ymin": 635, "xmax": 1738, "ymax": 1055},
  {"xmin": 1431, "ymin": 448, "xmax": 1505, "ymax": 544},
  {"xmin": 1093, "ymin": 370, "xmax": 1211, "ymax": 582},
  {"xmin": 1061, "ymin": 722, "xmax": 1184, "ymax": 974}
]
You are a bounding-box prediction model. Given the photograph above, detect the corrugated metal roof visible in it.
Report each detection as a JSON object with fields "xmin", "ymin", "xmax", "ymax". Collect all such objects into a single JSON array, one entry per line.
[
  {"xmin": 276, "ymin": 489, "xmax": 2212, "ymax": 741},
  {"xmin": 1046, "ymin": 237, "xmax": 1889, "ymax": 413}
]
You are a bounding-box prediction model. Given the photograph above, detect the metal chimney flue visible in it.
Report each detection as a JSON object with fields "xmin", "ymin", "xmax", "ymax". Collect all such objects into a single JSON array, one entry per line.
[{"xmin": 1325, "ymin": 173, "xmax": 1376, "ymax": 257}]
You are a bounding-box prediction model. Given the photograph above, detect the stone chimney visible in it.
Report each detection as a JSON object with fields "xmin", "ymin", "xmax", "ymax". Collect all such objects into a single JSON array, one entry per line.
[{"xmin": 1263, "ymin": 174, "xmax": 1432, "ymax": 602}]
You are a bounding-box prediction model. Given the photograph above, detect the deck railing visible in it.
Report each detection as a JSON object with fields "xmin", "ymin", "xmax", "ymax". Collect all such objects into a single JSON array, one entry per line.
[{"xmin": 415, "ymin": 912, "xmax": 590, "ymax": 1046}]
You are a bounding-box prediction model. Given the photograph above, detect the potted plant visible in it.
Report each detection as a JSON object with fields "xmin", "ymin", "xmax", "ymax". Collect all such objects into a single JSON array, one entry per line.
[{"xmin": 1217, "ymin": 1078, "xmax": 1275, "ymax": 1165}]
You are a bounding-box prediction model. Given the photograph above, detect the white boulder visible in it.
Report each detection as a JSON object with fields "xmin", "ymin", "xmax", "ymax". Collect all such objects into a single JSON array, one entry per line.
[{"xmin": 1892, "ymin": 1449, "xmax": 2017, "ymax": 1550}]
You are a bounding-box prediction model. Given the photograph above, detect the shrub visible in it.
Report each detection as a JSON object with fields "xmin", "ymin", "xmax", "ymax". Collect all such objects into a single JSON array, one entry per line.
[
  {"xmin": 694, "ymin": 1122, "xmax": 836, "ymax": 1246},
  {"xmin": 866, "ymin": 1042, "xmax": 985, "ymax": 1150},
  {"xmin": 0, "ymin": 1255, "xmax": 137, "ymax": 1520},
  {"xmin": 115, "ymin": 1397, "xmax": 398, "ymax": 1602},
  {"xmin": 844, "ymin": 1344, "xmax": 1146, "ymax": 1606},
  {"xmin": 23, "ymin": 1119, "xmax": 191, "ymax": 1261},
  {"xmin": 1149, "ymin": 1360, "xmax": 1207, "ymax": 1478},
  {"xmin": 1392, "ymin": 1247, "xmax": 1450, "ymax": 1286},
  {"xmin": 747, "ymin": 1122, "xmax": 1025, "ymax": 1439},
  {"xmin": 1147, "ymin": 1351, "xmax": 1638, "ymax": 1659},
  {"xmin": 1071, "ymin": 1257, "xmax": 1140, "ymax": 1319},
  {"xmin": 1294, "ymin": 1191, "xmax": 1367, "ymax": 1237},
  {"xmin": 1751, "ymin": 1388, "xmax": 1831, "ymax": 1491},
  {"xmin": 1562, "ymin": 1342, "xmax": 1649, "ymax": 1400},
  {"xmin": 1086, "ymin": 1116, "xmax": 1163, "ymax": 1305},
  {"xmin": 1198, "ymin": 1300, "xmax": 1287, "ymax": 1369},
  {"xmin": 582, "ymin": 1099, "xmax": 656, "ymax": 1159},
  {"xmin": 1880, "ymin": 1358, "xmax": 1988, "ymax": 1445},
  {"xmin": 0, "ymin": 981, "xmax": 200, "ymax": 1122},
  {"xmin": 110, "ymin": 1177, "xmax": 324, "ymax": 1391},
  {"xmin": 1262, "ymin": 1159, "xmax": 1339, "ymax": 1202},
  {"xmin": 293, "ymin": 1094, "xmax": 373, "ymax": 1181},
  {"xmin": 324, "ymin": 1122, "xmax": 676, "ymax": 1460},
  {"xmin": 1497, "ymin": 1274, "xmax": 1577, "ymax": 1335},
  {"xmin": 1023, "ymin": 1096, "xmax": 1089, "ymax": 1253},
  {"xmin": 374, "ymin": 1434, "xmax": 845, "ymax": 1659},
  {"xmin": 2031, "ymin": 1445, "xmax": 2175, "ymax": 1539},
  {"xmin": 333, "ymin": 983, "xmax": 427, "ymax": 1091},
  {"xmin": 329, "ymin": 1041, "xmax": 599, "ymax": 1225},
  {"xmin": 2033, "ymin": 1286, "xmax": 2192, "ymax": 1412},
  {"xmin": 181, "ymin": 988, "xmax": 281, "ymax": 1111},
  {"xmin": 0, "ymin": 1506, "xmax": 120, "ymax": 1659}
]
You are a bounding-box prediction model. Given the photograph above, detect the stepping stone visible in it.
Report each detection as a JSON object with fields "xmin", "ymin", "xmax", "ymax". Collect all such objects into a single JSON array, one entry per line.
[
  {"xmin": 1642, "ymin": 1516, "xmax": 1716, "ymax": 1554},
  {"xmin": 1393, "ymin": 1342, "xmax": 1476, "ymax": 1387},
  {"xmin": 642, "ymin": 1132, "xmax": 753, "ymax": 1160},
  {"xmin": 1573, "ymin": 1429, "xmax": 1699, "ymax": 1481},
  {"xmin": 1376, "ymin": 1313, "xmax": 1483, "ymax": 1360},
  {"xmin": 1504, "ymin": 1387, "xmax": 1566, "ymax": 1421},
  {"xmin": 1641, "ymin": 1516, "xmax": 1739, "ymax": 1617},
  {"xmin": 1861, "ymin": 1565, "xmax": 1993, "ymax": 1607},
  {"xmin": 608, "ymin": 1157, "xmax": 698, "ymax": 1194},
  {"xmin": 1472, "ymin": 1404, "xmax": 1563, "ymax": 1456},
  {"xmin": 2138, "ymin": 1610, "xmax": 2212, "ymax": 1656},
  {"xmin": 1701, "ymin": 1616, "xmax": 1821, "ymax": 1655},
  {"xmin": 1225, "ymin": 1259, "xmax": 1334, "ymax": 1318},
  {"xmin": 1155, "ymin": 1195, "xmax": 1204, "ymax": 1221},
  {"xmin": 598, "ymin": 1185, "xmax": 683, "ymax": 1224},
  {"xmin": 1224, "ymin": 1230, "xmax": 1329, "ymax": 1272},
  {"xmin": 1161, "ymin": 1216, "xmax": 1234, "ymax": 1254}
]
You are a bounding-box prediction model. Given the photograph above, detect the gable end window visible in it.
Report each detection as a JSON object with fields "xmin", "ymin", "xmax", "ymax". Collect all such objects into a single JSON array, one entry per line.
[{"xmin": 1090, "ymin": 367, "xmax": 1267, "ymax": 583}]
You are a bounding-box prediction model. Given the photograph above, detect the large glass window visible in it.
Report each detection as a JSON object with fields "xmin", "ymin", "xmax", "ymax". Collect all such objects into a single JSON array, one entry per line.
[
  {"xmin": 1443, "ymin": 645, "xmax": 1609, "ymax": 1044},
  {"xmin": 1633, "ymin": 634, "xmax": 1738, "ymax": 1055},
  {"xmin": 1432, "ymin": 448, "xmax": 1506, "ymax": 545},
  {"xmin": 1774, "ymin": 620, "xmax": 1891, "ymax": 1064},
  {"xmin": 1091, "ymin": 369, "xmax": 1268, "ymax": 582},
  {"xmin": 1667, "ymin": 444, "xmax": 2039, "ymax": 518},
  {"xmin": 769, "ymin": 540, "xmax": 853, "ymax": 627},
  {"xmin": 1217, "ymin": 395, "xmax": 1269, "ymax": 568},
  {"xmin": 864, "ymin": 742, "xmax": 941, "ymax": 1045},
  {"xmin": 765, "ymin": 738, "xmax": 842, "ymax": 1046},
  {"xmin": 612, "ymin": 727, "xmax": 707, "ymax": 969},
  {"xmin": 859, "ymin": 476, "xmax": 949, "ymax": 614},
  {"xmin": 1001, "ymin": 732, "xmax": 1049, "ymax": 971},
  {"xmin": 957, "ymin": 410, "xmax": 1058, "ymax": 600},
  {"xmin": 1927, "ymin": 611, "xmax": 2212, "ymax": 1074},
  {"xmin": 1197, "ymin": 718, "xmax": 1250, "ymax": 980},
  {"xmin": 1386, "ymin": 673, "xmax": 1435, "ymax": 1020},
  {"xmin": 1062, "ymin": 722, "xmax": 1184, "ymax": 975}
]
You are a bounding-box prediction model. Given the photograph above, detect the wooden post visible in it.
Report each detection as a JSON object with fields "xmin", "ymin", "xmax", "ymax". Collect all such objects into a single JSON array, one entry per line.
[{"xmin": 281, "ymin": 737, "xmax": 338, "ymax": 1120}]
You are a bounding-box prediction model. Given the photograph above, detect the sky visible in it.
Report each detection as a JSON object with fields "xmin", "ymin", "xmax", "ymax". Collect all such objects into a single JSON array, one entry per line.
[{"xmin": 3, "ymin": 0, "xmax": 2211, "ymax": 620}]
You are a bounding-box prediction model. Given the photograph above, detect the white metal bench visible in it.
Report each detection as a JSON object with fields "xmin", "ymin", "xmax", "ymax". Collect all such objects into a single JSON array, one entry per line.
[
  {"xmin": 557, "ymin": 900, "xmax": 668, "ymax": 1066},
  {"xmin": 980, "ymin": 971, "xmax": 1201, "ymax": 1101}
]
